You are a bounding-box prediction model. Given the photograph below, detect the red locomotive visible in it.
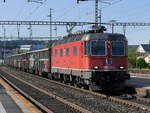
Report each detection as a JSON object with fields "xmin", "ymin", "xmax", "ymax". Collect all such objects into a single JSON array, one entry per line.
[{"xmin": 5, "ymin": 29, "xmax": 130, "ymax": 90}]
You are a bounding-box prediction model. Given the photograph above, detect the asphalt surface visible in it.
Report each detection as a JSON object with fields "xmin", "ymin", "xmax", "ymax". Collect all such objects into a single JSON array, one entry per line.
[{"xmin": 126, "ymin": 75, "xmax": 150, "ymax": 88}]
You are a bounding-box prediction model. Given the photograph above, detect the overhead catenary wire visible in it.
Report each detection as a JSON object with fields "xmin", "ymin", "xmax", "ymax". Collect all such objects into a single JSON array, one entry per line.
[
  {"xmin": 25, "ymin": 0, "xmax": 48, "ymax": 20},
  {"xmin": 10, "ymin": 0, "xmax": 48, "ymax": 39},
  {"xmin": 13, "ymin": 1, "xmax": 27, "ymax": 20},
  {"xmin": 54, "ymin": 4, "xmax": 79, "ymax": 21},
  {"xmin": 72, "ymin": 0, "xmax": 124, "ymax": 22}
]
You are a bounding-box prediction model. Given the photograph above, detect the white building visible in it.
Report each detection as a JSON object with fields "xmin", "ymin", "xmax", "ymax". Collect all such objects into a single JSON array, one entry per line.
[
  {"xmin": 137, "ymin": 44, "xmax": 150, "ymax": 53},
  {"xmin": 137, "ymin": 44, "xmax": 150, "ymax": 63},
  {"xmin": 20, "ymin": 45, "xmax": 31, "ymax": 52}
]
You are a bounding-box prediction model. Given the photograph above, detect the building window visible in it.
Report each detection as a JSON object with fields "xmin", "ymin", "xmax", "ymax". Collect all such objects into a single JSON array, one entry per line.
[
  {"xmin": 60, "ymin": 48, "xmax": 63, "ymax": 57},
  {"xmin": 66, "ymin": 48, "xmax": 70, "ymax": 56},
  {"xmin": 73, "ymin": 46, "xmax": 77, "ymax": 56}
]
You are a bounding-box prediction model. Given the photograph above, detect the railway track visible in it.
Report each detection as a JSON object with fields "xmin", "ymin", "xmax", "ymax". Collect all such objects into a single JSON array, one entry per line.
[
  {"xmin": 0, "ymin": 67, "xmax": 90, "ymax": 113},
  {"xmin": 113, "ymin": 93, "xmax": 150, "ymax": 107},
  {"xmin": 0, "ymin": 66, "xmax": 150, "ymax": 113}
]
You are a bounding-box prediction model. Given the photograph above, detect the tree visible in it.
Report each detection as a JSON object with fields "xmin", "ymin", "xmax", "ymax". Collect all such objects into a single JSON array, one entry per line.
[
  {"xmin": 137, "ymin": 58, "xmax": 147, "ymax": 69},
  {"xmin": 128, "ymin": 49, "xmax": 137, "ymax": 68},
  {"xmin": 44, "ymin": 40, "xmax": 53, "ymax": 48}
]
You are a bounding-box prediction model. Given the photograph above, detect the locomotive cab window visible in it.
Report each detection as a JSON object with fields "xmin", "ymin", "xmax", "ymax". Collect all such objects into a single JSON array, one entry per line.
[
  {"xmin": 55, "ymin": 49, "xmax": 58, "ymax": 57},
  {"xmin": 111, "ymin": 41, "xmax": 125, "ymax": 56},
  {"xmin": 73, "ymin": 46, "xmax": 77, "ymax": 56},
  {"xmin": 60, "ymin": 48, "xmax": 63, "ymax": 57},
  {"xmin": 91, "ymin": 41, "xmax": 105, "ymax": 56},
  {"xmin": 65, "ymin": 48, "xmax": 70, "ymax": 56},
  {"xmin": 84, "ymin": 41, "xmax": 90, "ymax": 55}
]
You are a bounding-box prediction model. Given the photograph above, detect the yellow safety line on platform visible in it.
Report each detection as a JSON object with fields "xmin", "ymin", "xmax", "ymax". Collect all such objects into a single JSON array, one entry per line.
[{"xmin": 0, "ymin": 78, "xmax": 42, "ymax": 113}]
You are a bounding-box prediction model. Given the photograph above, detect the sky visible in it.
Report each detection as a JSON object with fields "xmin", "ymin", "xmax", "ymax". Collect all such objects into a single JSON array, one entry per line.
[{"xmin": 0, "ymin": 0, "xmax": 150, "ymax": 45}]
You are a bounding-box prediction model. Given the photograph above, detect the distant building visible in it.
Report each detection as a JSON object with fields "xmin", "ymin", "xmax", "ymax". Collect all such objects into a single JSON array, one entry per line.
[
  {"xmin": 20, "ymin": 44, "xmax": 44, "ymax": 53},
  {"xmin": 143, "ymin": 54, "xmax": 150, "ymax": 63},
  {"xmin": 20, "ymin": 45, "xmax": 31, "ymax": 52},
  {"xmin": 0, "ymin": 40, "xmax": 46, "ymax": 59},
  {"xmin": 137, "ymin": 44, "xmax": 150, "ymax": 53},
  {"xmin": 0, "ymin": 46, "xmax": 19, "ymax": 59},
  {"xmin": 136, "ymin": 44, "xmax": 150, "ymax": 63}
]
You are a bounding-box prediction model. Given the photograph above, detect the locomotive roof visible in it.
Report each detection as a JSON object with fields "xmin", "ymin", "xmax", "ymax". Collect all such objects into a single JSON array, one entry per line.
[
  {"xmin": 52, "ymin": 33, "xmax": 126, "ymax": 46},
  {"xmin": 8, "ymin": 48, "xmax": 49, "ymax": 58}
]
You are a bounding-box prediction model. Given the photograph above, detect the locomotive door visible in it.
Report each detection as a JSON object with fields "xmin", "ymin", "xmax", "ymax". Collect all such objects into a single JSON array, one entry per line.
[{"xmin": 80, "ymin": 42, "xmax": 84, "ymax": 69}]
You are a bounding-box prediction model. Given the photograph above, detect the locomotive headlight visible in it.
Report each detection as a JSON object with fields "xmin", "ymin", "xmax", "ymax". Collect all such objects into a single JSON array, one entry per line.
[
  {"xmin": 93, "ymin": 66, "xmax": 99, "ymax": 70},
  {"xmin": 119, "ymin": 66, "xmax": 124, "ymax": 69}
]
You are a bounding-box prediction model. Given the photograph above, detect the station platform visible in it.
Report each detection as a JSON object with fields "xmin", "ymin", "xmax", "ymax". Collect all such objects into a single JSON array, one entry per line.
[
  {"xmin": 126, "ymin": 75, "xmax": 150, "ymax": 97},
  {"xmin": 0, "ymin": 78, "xmax": 42, "ymax": 113}
]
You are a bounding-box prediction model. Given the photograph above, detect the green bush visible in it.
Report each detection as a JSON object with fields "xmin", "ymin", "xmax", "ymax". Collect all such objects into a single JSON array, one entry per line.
[{"xmin": 137, "ymin": 58, "xmax": 148, "ymax": 69}]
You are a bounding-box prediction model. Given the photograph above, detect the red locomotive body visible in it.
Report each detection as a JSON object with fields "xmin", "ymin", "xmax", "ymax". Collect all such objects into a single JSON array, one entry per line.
[{"xmin": 51, "ymin": 32, "xmax": 130, "ymax": 90}]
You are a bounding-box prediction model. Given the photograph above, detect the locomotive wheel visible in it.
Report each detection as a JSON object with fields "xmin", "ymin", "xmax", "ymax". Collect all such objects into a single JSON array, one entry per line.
[
  {"xmin": 88, "ymin": 85, "xmax": 93, "ymax": 91},
  {"xmin": 47, "ymin": 73, "xmax": 52, "ymax": 80},
  {"xmin": 73, "ymin": 83, "xmax": 78, "ymax": 88},
  {"xmin": 83, "ymin": 85, "xmax": 89, "ymax": 90}
]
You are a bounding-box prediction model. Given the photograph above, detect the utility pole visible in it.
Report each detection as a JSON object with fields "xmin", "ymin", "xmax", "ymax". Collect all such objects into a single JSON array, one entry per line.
[
  {"xmin": 50, "ymin": 8, "xmax": 52, "ymax": 41},
  {"xmin": 48, "ymin": 8, "xmax": 53, "ymax": 41},
  {"xmin": 77, "ymin": 0, "xmax": 100, "ymax": 27},
  {"xmin": 98, "ymin": 9, "xmax": 101, "ymax": 27},
  {"xmin": 95, "ymin": 0, "xmax": 98, "ymax": 26},
  {"xmin": 54, "ymin": 25, "xmax": 57, "ymax": 37},
  {"xmin": 28, "ymin": 24, "xmax": 32, "ymax": 40},
  {"xmin": 112, "ymin": 24, "xmax": 114, "ymax": 33},
  {"xmin": 17, "ymin": 24, "xmax": 20, "ymax": 40},
  {"xmin": 123, "ymin": 25, "xmax": 126, "ymax": 36},
  {"xmin": 4, "ymin": 27, "xmax": 6, "ymax": 61},
  {"xmin": 109, "ymin": 20, "xmax": 117, "ymax": 33},
  {"xmin": 2, "ymin": 25, "xmax": 6, "ymax": 64}
]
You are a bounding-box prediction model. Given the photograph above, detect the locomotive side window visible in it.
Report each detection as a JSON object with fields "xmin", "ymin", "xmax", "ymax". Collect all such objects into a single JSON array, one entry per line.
[
  {"xmin": 111, "ymin": 42, "xmax": 125, "ymax": 56},
  {"xmin": 66, "ymin": 48, "xmax": 70, "ymax": 56},
  {"xmin": 60, "ymin": 48, "xmax": 63, "ymax": 57},
  {"xmin": 73, "ymin": 46, "xmax": 77, "ymax": 56},
  {"xmin": 91, "ymin": 41, "xmax": 105, "ymax": 55},
  {"xmin": 84, "ymin": 41, "xmax": 90, "ymax": 55},
  {"xmin": 55, "ymin": 49, "xmax": 58, "ymax": 57}
]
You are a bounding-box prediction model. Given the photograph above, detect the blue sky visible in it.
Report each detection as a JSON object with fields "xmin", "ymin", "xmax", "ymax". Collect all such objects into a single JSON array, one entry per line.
[{"xmin": 0, "ymin": 0, "xmax": 150, "ymax": 45}]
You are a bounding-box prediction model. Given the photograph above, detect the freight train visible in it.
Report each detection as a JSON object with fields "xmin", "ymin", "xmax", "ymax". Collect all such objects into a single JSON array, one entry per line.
[{"xmin": 5, "ymin": 29, "xmax": 130, "ymax": 90}]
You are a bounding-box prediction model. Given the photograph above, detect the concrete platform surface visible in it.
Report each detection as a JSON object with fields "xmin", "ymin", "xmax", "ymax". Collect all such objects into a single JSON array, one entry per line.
[
  {"xmin": 130, "ymin": 72, "xmax": 150, "ymax": 79},
  {"xmin": 126, "ymin": 76, "xmax": 150, "ymax": 96},
  {"xmin": 0, "ymin": 78, "xmax": 42, "ymax": 113}
]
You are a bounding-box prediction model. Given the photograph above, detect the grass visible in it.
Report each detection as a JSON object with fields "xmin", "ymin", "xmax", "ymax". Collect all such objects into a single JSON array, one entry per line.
[{"xmin": 129, "ymin": 68, "xmax": 150, "ymax": 71}]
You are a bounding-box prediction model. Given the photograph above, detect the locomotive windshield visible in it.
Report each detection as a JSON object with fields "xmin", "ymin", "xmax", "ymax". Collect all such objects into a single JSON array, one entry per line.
[
  {"xmin": 111, "ymin": 41, "xmax": 125, "ymax": 56},
  {"xmin": 84, "ymin": 41, "xmax": 106, "ymax": 55},
  {"xmin": 91, "ymin": 41, "xmax": 105, "ymax": 55}
]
